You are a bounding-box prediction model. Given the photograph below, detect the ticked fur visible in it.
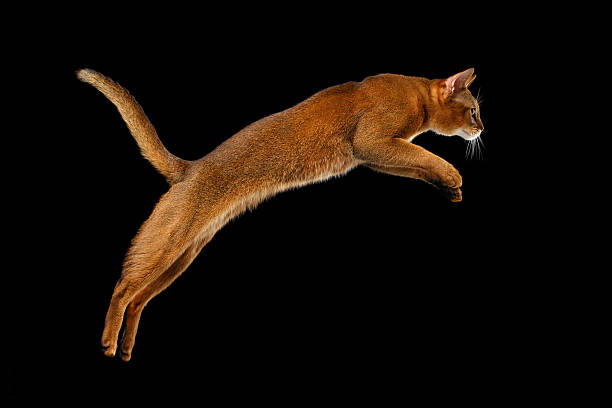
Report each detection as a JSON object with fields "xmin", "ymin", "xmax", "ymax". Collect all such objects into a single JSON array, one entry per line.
[{"xmin": 77, "ymin": 68, "xmax": 483, "ymax": 360}]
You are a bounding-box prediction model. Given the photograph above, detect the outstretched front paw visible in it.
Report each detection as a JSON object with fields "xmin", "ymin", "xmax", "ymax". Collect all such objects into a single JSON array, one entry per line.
[
  {"xmin": 439, "ymin": 186, "xmax": 462, "ymax": 202},
  {"xmin": 441, "ymin": 164, "xmax": 462, "ymax": 189},
  {"xmin": 430, "ymin": 162, "xmax": 462, "ymax": 201}
]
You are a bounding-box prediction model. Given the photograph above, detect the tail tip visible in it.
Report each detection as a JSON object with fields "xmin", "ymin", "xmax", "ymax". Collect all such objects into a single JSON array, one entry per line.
[{"xmin": 76, "ymin": 68, "xmax": 96, "ymax": 82}]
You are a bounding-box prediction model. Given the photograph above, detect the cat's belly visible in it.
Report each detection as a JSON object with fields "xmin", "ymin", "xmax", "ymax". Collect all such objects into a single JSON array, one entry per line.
[
  {"xmin": 198, "ymin": 146, "xmax": 357, "ymax": 236},
  {"xmin": 281, "ymin": 142, "xmax": 358, "ymax": 186},
  {"xmin": 214, "ymin": 156, "xmax": 357, "ymax": 231},
  {"xmin": 293, "ymin": 156, "xmax": 357, "ymax": 185}
]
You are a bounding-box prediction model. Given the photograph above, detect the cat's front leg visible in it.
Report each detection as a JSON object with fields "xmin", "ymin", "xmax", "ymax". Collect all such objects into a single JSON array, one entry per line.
[
  {"xmin": 354, "ymin": 136, "xmax": 462, "ymax": 200},
  {"xmin": 366, "ymin": 163, "xmax": 462, "ymax": 202}
]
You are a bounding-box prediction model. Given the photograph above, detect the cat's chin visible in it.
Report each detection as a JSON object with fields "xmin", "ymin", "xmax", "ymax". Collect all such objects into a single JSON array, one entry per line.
[{"xmin": 458, "ymin": 129, "xmax": 481, "ymax": 141}]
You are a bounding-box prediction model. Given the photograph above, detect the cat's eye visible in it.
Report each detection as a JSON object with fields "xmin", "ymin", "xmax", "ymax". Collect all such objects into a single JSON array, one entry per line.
[{"xmin": 470, "ymin": 108, "xmax": 476, "ymax": 117}]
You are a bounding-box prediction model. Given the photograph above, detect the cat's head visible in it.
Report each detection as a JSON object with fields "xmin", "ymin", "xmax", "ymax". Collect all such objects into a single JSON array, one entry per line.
[{"xmin": 431, "ymin": 68, "xmax": 484, "ymax": 140}]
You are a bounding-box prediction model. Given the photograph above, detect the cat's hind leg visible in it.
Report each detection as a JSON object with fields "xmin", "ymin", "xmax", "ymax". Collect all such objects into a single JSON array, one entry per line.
[
  {"xmin": 117, "ymin": 233, "xmax": 214, "ymax": 361},
  {"xmin": 101, "ymin": 183, "xmax": 206, "ymax": 358}
]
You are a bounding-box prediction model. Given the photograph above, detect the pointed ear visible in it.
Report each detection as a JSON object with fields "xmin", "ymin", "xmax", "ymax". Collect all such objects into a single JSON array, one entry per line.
[
  {"xmin": 442, "ymin": 68, "xmax": 475, "ymax": 98},
  {"xmin": 465, "ymin": 74, "xmax": 476, "ymax": 88}
]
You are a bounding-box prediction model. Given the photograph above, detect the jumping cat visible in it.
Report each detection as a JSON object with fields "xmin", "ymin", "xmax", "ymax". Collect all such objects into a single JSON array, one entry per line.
[{"xmin": 77, "ymin": 68, "xmax": 484, "ymax": 361}]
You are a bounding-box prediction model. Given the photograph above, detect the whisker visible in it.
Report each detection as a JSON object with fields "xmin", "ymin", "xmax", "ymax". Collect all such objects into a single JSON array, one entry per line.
[
  {"xmin": 466, "ymin": 138, "xmax": 476, "ymax": 160},
  {"xmin": 476, "ymin": 88, "xmax": 484, "ymax": 105},
  {"xmin": 476, "ymin": 134, "xmax": 485, "ymax": 160},
  {"xmin": 465, "ymin": 139, "xmax": 471, "ymax": 159},
  {"xmin": 465, "ymin": 133, "xmax": 486, "ymax": 160}
]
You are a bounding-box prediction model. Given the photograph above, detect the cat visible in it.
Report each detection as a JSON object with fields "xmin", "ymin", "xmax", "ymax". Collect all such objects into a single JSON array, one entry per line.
[{"xmin": 77, "ymin": 67, "xmax": 484, "ymax": 361}]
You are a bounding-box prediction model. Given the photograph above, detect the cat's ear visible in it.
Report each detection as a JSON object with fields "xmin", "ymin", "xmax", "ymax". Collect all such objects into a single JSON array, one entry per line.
[
  {"xmin": 442, "ymin": 68, "xmax": 475, "ymax": 98},
  {"xmin": 465, "ymin": 74, "xmax": 476, "ymax": 88}
]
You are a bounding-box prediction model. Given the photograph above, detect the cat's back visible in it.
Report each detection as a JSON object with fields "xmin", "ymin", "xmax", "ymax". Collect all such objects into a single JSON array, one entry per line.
[
  {"xmin": 358, "ymin": 73, "xmax": 430, "ymax": 101},
  {"xmin": 199, "ymin": 79, "xmax": 363, "ymax": 184},
  {"xmin": 210, "ymin": 80, "xmax": 362, "ymax": 151}
]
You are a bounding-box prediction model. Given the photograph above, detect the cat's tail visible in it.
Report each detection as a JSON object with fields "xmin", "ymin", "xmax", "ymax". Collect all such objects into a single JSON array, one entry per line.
[{"xmin": 77, "ymin": 68, "xmax": 190, "ymax": 185}]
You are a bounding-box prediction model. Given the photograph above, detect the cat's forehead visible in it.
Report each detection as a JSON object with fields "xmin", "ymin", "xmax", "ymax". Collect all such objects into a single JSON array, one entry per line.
[{"xmin": 455, "ymin": 92, "xmax": 477, "ymax": 108}]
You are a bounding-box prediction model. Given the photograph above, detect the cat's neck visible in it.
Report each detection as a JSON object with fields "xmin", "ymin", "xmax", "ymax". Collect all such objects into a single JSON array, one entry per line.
[
  {"xmin": 413, "ymin": 78, "xmax": 450, "ymax": 137},
  {"xmin": 399, "ymin": 77, "xmax": 441, "ymax": 140},
  {"xmin": 421, "ymin": 79, "xmax": 443, "ymax": 132}
]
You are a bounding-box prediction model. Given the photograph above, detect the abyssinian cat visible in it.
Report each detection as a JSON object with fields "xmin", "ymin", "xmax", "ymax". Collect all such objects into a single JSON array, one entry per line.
[{"xmin": 77, "ymin": 68, "xmax": 484, "ymax": 361}]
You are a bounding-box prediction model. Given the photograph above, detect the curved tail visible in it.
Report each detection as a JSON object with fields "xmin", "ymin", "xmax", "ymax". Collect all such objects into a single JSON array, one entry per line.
[{"xmin": 77, "ymin": 68, "xmax": 190, "ymax": 185}]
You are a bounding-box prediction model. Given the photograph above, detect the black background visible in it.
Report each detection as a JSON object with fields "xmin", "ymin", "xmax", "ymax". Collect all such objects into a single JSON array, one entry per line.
[{"xmin": 11, "ymin": 5, "xmax": 580, "ymax": 403}]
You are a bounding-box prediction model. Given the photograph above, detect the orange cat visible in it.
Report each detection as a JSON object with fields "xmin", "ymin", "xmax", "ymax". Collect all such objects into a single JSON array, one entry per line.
[{"xmin": 77, "ymin": 68, "xmax": 483, "ymax": 361}]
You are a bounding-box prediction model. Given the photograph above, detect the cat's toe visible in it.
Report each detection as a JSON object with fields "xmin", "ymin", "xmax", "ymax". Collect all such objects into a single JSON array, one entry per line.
[
  {"xmin": 449, "ymin": 187, "xmax": 462, "ymax": 202},
  {"xmin": 119, "ymin": 349, "xmax": 132, "ymax": 362},
  {"xmin": 438, "ymin": 186, "xmax": 462, "ymax": 202},
  {"xmin": 446, "ymin": 171, "xmax": 462, "ymax": 189},
  {"xmin": 101, "ymin": 344, "xmax": 117, "ymax": 357}
]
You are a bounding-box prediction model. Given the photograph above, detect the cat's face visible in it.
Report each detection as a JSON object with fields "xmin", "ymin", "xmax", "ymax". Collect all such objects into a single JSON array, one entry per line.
[{"xmin": 433, "ymin": 68, "xmax": 484, "ymax": 140}]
